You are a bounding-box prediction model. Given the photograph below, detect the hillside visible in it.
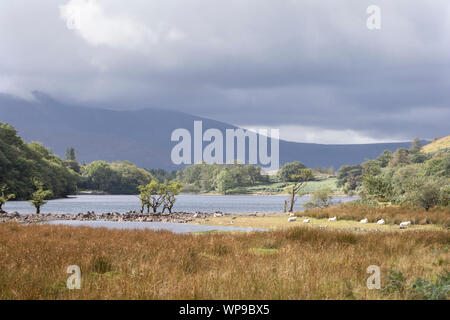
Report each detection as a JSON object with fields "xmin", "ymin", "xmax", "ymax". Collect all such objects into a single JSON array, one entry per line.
[
  {"xmin": 0, "ymin": 92, "xmax": 415, "ymax": 170},
  {"xmin": 422, "ymin": 135, "xmax": 450, "ymax": 153}
]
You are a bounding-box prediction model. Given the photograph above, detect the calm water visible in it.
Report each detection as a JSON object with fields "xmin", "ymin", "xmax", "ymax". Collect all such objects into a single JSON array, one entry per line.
[
  {"xmin": 47, "ymin": 220, "xmax": 265, "ymax": 234},
  {"xmin": 4, "ymin": 194, "xmax": 358, "ymax": 214}
]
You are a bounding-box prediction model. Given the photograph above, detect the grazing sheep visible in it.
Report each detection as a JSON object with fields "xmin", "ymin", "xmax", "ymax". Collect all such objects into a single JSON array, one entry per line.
[
  {"xmin": 377, "ymin": 219, "xmax": 385, "ymax": 225},
  {"xmin": 288, "ymin": 217, "xmax": 297, "ymax": 222},
  {"xmin": 303, "ymin": 218, "xmax": 310, "ymax": 223},
  {"xmin": 214, "ymin": 213, "xmax": 223, "ymax": 217},
  {"xmin": 400, "ymin": 221, "xmax": 411, "ymax": 229},
  {"xmin": 193, "ymin": 213, "xmax": 198, "ymax": 218},
  {"xmin": 360, "ymin": 218, "xmax": 368, "ymax": 224},
  {"xmin": 289, "ymin": 213, "xmax": 295, "ymax": 217},
  {"xmin": 328, "ymin": 216, "xmax": 337, "ymax": 222}
]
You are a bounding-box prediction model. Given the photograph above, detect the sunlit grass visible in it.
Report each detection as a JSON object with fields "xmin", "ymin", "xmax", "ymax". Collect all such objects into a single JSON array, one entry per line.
[{"xmin": 0, "ymin": 222, "xmax": 448, "ymax": 299}]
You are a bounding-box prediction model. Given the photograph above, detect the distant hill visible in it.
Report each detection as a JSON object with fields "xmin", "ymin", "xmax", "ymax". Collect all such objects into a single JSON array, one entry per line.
[
  {"xmin": 421, "ymin": 135, "xmax": 450, "ymax": 153},
  {"xmin": 0, "ymin": 92, "xmax": 416, "ymax": 170}
]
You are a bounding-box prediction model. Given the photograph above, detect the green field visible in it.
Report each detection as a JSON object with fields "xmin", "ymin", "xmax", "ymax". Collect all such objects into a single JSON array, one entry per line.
[{"xmin": 226, "ymin": 177, "xmax": 339, "ymax": 195}]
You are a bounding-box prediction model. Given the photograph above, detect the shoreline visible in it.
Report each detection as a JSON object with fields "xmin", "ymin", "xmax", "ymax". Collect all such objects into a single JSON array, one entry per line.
[{"xmin": 0, "ymin": 211, "xmax": 234, "ymax": 224}]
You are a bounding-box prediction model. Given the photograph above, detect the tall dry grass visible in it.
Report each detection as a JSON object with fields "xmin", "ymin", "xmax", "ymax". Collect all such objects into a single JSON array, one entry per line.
[
  {"xmin": 303, "ymin": 204, "xmax": 450, "ymax": 228},
  {"xmin": 0, "ymin": 223, "xmax": 448, "ymax": 299}
]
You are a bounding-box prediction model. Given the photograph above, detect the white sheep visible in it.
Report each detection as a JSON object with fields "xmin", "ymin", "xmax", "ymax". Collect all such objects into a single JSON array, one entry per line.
[
  {"xmin": 288, "ymin": 217, "xmax": 297, "ymax": 222},
  {"xmin": 214, "ymin": 213, "xmax": 223, "ymax": 217},
  {"xmin": 289, "ymin": 213, "xmax": 295, "ymax": 217},
  {"xmin": 193, "ymin": 213, "xmax": 198, "ymax": 218},
  {"xmin": 377, "ymin": 219, "xmax": 385, "ymax": 225},
  {"xmin": 328, "ymin": 216, "xmax": 337, "ymax": 222},
  {"xmin": 360, "ymin": 218, "xmax": 368, "ymax": 224},
  {"xmin": 400, "ymin": 221, "xmax": 411, "ymax": 229},
  {"xmin": 303, "ymin": 218, "xmax": 310, "ymax": 223}
]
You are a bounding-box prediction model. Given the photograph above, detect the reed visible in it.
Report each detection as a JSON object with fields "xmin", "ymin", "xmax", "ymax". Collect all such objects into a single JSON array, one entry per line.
[{"xmin": 0, "ymin": 223, "xmax": 448, "ymax": 299}]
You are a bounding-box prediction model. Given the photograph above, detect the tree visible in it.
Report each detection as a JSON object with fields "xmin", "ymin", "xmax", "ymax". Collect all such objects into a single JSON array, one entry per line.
[
  {"xmin": 29, "ymin": 181, "xmax": 52, "ymax": 214},
  {"xmin": 65, "ymin": 147, "xmax": 77, "ymax": 161},
  {"xmin": 336, "ymin": 164, "xmax": 363, "ymax": 193},
  {"xmin": 278, "ymin": 161, "xmax": 307, "ymax": 182},
  {"xmin": 389, "ymin": 148, "xmax": 409, "ymax": 167},
  {"xmin": 409, "ymin": 138, "xmax": 422, "ymax": 154},
  {"xmin": 138, "ymin": 180, "xmax": 166, "ymax": 213},
  {"xmin": 0, "ymin": 185, "xmax": 15, "ymax": 213},
  {"xmin": 376, "ymin": 150, "xmax": 393, "ymax": 168},
  {"xmin": 0, "ymin": 122, "xmax": 78, "ymax": 200},
  {"xmin": 362, "ymin": 174, "xmax": 392, "ymax": 202},
  {"xmin": 215, "ymin": 170, "xmax": 235, "ymax": 194},
  {"xmin": 162, "ymin": 181, "xmax": 183, "ymax": 213},
  {"xmin": 284, "ymin": 169, "xmax": 314, "ymax": 212},
  {"xmin": 414, "ymin": 180, "xmax": 441, "ymax": 211},
  {"xmin": 362, "ymin": 159, "xmax": 382, "ymax": 177},
  {"xmin": 303, "ymin": 187, "xmax": 334, "ymax": 209}
]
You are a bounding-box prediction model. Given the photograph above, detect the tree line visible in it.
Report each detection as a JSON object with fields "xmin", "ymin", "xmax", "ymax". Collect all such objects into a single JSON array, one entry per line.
[{"xmin": 336, "ymin": 138, "xmax": 449, "ymax": 210}]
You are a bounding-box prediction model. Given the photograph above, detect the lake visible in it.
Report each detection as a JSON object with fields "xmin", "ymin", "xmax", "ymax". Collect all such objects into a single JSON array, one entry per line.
[
  {"xmin": 46, "ymin": 220, "xmax": 266, "ymax": 234},
  {"xmin": 4, "ymin": 194, "xmax": 358, "ymax": 214}
]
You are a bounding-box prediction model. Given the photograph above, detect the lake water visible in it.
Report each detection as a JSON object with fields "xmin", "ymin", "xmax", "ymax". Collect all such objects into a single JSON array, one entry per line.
[
  {"xmin": 4, "ymin": 194, "xmax": 358, "ymax": 214},
  {"xmin": 5, "ymin": 194, "xmax": 358, "ymax": 233},
  {"xmin": 46, "ymin": 220, "xmax": 266, "ymax": 234}
]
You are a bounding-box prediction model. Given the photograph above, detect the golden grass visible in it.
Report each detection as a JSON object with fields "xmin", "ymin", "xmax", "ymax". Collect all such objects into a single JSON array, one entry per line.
[
  {"xmin": 195, "ymin": 212, "xmax": 445, "ymax": 232},
  {"xmin": 422, "ymin": 135, "xmax": 450, "ymax": 153},
  {"xmin": 304, "ymin": 204, "xmax": 450, "ymax": 228},
  {"xmin": 0, "ymin": 222, "xmax": 448, "ymax": 299}
]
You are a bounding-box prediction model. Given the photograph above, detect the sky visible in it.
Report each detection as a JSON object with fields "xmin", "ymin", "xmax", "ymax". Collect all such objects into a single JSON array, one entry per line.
[{"xmin": 0, "ymin": 0, "xmax": 449, "ymax": 144}]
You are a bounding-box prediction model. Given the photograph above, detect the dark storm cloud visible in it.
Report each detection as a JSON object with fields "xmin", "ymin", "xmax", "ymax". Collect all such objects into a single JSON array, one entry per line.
[{"xmin": 0, "ymin": 0, "xmax": 449, "ymax": 142}]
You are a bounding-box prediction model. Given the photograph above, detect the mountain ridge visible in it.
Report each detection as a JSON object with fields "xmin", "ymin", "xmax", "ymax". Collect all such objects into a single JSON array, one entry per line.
[{"xmin": 0, "ymin": 92, "xmax": 417, "ymax": 170}]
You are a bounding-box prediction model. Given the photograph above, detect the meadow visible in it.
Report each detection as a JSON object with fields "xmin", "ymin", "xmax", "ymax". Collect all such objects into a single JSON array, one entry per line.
[{"xmin": 0, "ymin": 221, "xmax": 448, "ymax": 300}]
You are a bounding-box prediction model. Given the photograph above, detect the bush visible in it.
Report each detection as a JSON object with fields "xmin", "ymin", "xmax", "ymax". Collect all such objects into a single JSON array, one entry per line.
[{"xmin": 303, "ymin": 187, "xmax": 334, "ymax": 209}]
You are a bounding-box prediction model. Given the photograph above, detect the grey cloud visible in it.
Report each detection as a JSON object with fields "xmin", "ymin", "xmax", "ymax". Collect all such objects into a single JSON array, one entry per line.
[{"xmin": 0, "ymin": 0, "xmax": 449, "ymax": 142}]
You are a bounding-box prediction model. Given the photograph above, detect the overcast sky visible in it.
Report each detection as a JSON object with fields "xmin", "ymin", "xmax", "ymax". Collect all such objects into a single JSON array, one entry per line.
[{"xmin": 1, "ymin": 0, "xmax": 449, "ymax": 143}]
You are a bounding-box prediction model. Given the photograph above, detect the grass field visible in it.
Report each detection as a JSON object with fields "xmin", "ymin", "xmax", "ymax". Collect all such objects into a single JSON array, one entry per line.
[
  {"xmin": 0, "ymin": 220, "xmax": 448, "ymax": 300},
  {"xmin": 226, "ymin": 177, "xmax": 339, "ymax": 195},
  {"xmin": 422, "ymin": 135, "xmax": 450, "ymax": 153},
  {"xmin": 195, "ymin": 213, "xmax": 445, "ymax": 232}
]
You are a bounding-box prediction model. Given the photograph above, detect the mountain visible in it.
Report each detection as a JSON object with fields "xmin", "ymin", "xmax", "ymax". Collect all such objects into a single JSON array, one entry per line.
[{"xmin": 0, "ymin": 92, "xmax": 416, "ymax": 170}]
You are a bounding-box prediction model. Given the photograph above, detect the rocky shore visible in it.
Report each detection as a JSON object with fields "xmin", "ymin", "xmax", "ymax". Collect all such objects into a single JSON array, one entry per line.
[{"xmin": 0, "ymin": 210, "xmax": 230, "ymax": 224}]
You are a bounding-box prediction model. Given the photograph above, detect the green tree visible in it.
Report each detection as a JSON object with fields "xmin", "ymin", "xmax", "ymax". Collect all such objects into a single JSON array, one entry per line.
[
  {"xmin": 278, "ymin": 161, "xmax": 307, "ymax": 182},
  {"xmin": 284, "ymin": 169, "xmax": 314, "ymax": 212},
  {"xmin": 138, "ymin": 180, "xmax": 166, "ymax": 213},
  {"xmin": 336, "ymin": 164, "xmax": 362, "ymax": 192},
  {"xmin": 362, "ymin": 174, "xmax": 392, "ymax": 202},
  {"xmin": 162, "ymin": 181, "xmax": 183, "ymax": 213},
  {"xmin": 0, "ymin": 185, "xmax": 15, "ymax": 213},
  {"xmin": 0, "ymin": 122, "xmax": 78, "ymax": 200},
  {"xmin": 376, "ymin": 150, "xmax": 393, "ymax": 168},
  {"xmin": 409, "ymin": 138, "xmax": 422, "ymax": 154},
  {"xmin": 29, "ymin": 181, "xmax": 53, "ymax": 214},
  {"xmin": 65, "ymin": 147, "xmax": 77, "ymax": 161},
  {"xmin": 389, "ymin": 148, "xmax": 409, "ymax": 167},
  {"xmin": 303, "ymin": 187, "xmax": 334, "ymax": 209},
  {"xmin": 215, "ymin": 170, "xmax": 235, "ymax": 194}
]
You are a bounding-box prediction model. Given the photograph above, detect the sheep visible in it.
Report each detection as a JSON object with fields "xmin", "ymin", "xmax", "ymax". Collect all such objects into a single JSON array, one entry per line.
[
  {"xmin": 303, "ymin": 218, "xmax": 310, "ymax": 223},
  {"xmin": 400, "ymin": 221, "xmax": 411, "ymax": 229},
  {"xmin": 193, "ymin": 213, "xmax": 198, "ymax": 218},
  {"xmin": 360, "ymin": 218, "xmax": 368, "ymax": 224},
  {"xmin": 288, "ymin": 217, "xmax": 297, "ymax": 222},
  {"xmin": 328, "ymin": 216, "xmax": 337, "ymax": 222},
  {"xmin": 377, "ymin": 219, "xmax": 385, "ymax": 225},
  {"xmin": 289, "ymin": 213, "xmax": 295, "ymax": 217},
  {"xmin": 214, "ymin": 213, "xmax": 223, "ymax": 217}
]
